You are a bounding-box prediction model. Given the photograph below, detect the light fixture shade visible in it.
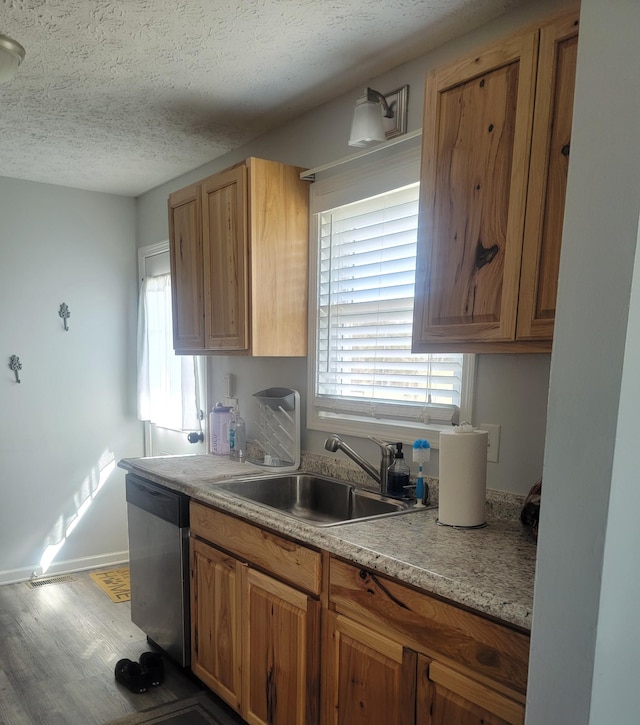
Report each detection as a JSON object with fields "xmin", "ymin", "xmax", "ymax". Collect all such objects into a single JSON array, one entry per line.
[
  {"xmin": 349, "ymin": 97, "xmax": 386, "ymax": 148},
  {"xmin": 0, "ymin": 33, "xmax": 26, "ymax": 83}
]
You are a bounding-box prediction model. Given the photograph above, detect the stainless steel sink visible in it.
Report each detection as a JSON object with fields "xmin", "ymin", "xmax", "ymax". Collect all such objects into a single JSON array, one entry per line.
[{"xmin": 215, "ymin": 473, "xmax": 416, "ymax": 527}]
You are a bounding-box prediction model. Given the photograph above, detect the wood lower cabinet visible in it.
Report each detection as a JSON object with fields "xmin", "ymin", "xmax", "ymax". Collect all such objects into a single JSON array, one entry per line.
[
  {"xmin": 168, "ymin": 157, "xmax": 309, "ymax": 356},
  {"xmin": 412, "ymin": 8, "xmax": 579, "ymax": 353},
  {"xmin": 243, "ymin": 568, "xmax": 320, "ymax": 725},
  {"xmin": 325, "ymin": 557, "xmax": 528, "ymax": 725},
  {"xmin": 190, "ymin": 537, "xmax": 242, "ymax": 710},
  {"xmin": 323, "ymin": 611, "xmax": 416, "ymax": 725},
  {"xmin": 190, "ymin": 502, "xmax": 321, "ymax": 724},
  {"xmin": 189, "ymin": 502, "xmax": 529, "ymax": 724},
  {"xmin": 417, "ymin": 657, "xmax": 524, "ymax": 725}
]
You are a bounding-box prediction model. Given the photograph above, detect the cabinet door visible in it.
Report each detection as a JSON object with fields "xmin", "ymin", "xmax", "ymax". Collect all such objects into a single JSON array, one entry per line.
[
  {"xmin": 242, "ymin": 567, "xmax": 320, "ymax": 725},
  {"xmin": 517, "ymin": 11, "xmax": 579, "ymax": 340},
  {"xmin": 168, "ymin": 183, "xmax": 204, "ymax": 351},
  {"xmin": 202, "ymin": 165, "xmax": 248, "ymax": 351},
  {"xmin": 190, "ymin": 538, "xmax": 242, "ymax": 712},
  {"xmin": 417, "ymin": 656, "xmax": 524, "ymax": 725},
  {"xmin": 323, "ymin": 612, "xmax": 416, "ymax": 725},
  {"xmin": 412, "ymin": 31, "xmax": 538, "ymax": 348}
]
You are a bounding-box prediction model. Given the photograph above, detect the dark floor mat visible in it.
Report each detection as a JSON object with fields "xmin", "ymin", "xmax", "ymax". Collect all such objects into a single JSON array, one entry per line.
[{"xmin": 105, "ymin": 692, "xmax": 243, "ymax": 725}]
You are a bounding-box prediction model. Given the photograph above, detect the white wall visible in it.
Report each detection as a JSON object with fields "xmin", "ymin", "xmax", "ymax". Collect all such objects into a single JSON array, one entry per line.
[
  {"xmin": 137, "ymin": 0, "xmax": 570, "ymax": 496},
  {"xmin": 0, "ymin": 177, "xmax": 143, "ymax": 583},
  {"xmin": 526, "ymin": 1, "xmax": 640, "ymax": 722}
]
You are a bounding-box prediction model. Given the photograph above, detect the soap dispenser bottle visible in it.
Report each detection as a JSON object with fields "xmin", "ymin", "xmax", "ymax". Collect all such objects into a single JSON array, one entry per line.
[{"xmin": 387, "ymin": 442, "xmax": 410, "ymax": 498}]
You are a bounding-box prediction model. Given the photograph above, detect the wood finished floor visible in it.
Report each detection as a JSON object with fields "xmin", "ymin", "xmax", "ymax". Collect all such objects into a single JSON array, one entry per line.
[{"xmin": 0, "ymin": 570, "xmax": 243, "ymax": 724}]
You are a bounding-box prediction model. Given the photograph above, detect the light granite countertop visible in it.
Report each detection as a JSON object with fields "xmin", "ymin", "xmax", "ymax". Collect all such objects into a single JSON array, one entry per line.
[{"xmin": 119, "ymin": 453, "xmax": 536, "ymax": 631}]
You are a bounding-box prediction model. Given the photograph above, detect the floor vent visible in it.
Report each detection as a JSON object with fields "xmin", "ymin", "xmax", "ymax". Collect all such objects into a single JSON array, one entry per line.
[{"xmin": 27, "ymin": 575, "xmax": 75, "ymax": 588}]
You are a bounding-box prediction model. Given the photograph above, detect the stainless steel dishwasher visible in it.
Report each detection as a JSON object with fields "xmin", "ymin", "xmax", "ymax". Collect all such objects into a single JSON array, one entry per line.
[{"xmin": 125, "ymin": 473, "xmax": 190, "ymax": 667}]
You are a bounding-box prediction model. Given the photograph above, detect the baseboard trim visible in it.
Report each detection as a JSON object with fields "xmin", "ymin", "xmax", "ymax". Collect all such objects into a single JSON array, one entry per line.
[{"xmin": 0, "ymin": 551, "xmax": 129, "ymax": 586}]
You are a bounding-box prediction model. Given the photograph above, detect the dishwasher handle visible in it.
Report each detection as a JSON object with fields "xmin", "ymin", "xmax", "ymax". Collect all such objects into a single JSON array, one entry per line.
[{"xmin": 125, "ymin": 474, "xmax": 189, "ymax": 528}]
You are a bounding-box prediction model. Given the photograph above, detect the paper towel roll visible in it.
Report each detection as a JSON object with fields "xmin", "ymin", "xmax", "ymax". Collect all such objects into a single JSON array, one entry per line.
[{"xmin": 438, "ymin": 427, "xmax": 488, "ymax": 527}]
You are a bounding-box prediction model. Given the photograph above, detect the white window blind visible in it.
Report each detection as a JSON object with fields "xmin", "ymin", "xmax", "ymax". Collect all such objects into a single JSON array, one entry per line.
[{"xmin": 307, "ymin": 145, "xmax": 472, "ymax": 442}]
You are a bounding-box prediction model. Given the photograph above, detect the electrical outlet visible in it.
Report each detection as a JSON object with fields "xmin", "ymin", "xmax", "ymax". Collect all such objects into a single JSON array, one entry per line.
[
  {"xmin": 224, "ymin": 397, "xmax": 238, "ymax": 411},
  {"xmin": 481, "ymin": 423, "xmax": 501, "ymax": 463}
]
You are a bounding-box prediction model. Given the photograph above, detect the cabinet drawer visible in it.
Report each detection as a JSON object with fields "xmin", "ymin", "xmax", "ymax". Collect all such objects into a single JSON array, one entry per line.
[
  {"xmin": 328, "ymin": 557, "xmax": 529, "ymax": 697},
  {"xmin": 190, "ymin": 502, "xmax": 322, "ymax": 595},
  {"xmin": 419, "ymin": 657, "xmax": 525, "ymax": 725}
]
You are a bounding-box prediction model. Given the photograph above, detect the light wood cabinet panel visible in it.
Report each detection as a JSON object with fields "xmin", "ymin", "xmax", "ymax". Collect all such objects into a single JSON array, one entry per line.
[
  {"xmin": 202, "ymin": 165, "xmax": 248, "ymax": 351},
  {"xmin": 190, "ymin": 537, "xmax": 242, "ymax": 710},
  {"xmin": 417, "ymin": 657, "xmax": 524, "ymax": 725},
  {"xmin": 413, "ymin": 9, "xmax": 579, "ymax": 353},
  {"xmin": 247, "ymin": 157, "xmax": 310, "ymax": 356},
  {"xmin": 190, "ymin": 502, "xmax": 322, "ymax": 595},
  {"xmin": 168, "ymin": 157, "xmax": 309, "ymax": 356},
  {"xmin": 323, "ymin": 611, "xmax": 417, "ymax": 725},
  {"xmin": 412, "ymin": 30, "xmax": 539, "ymax": 347},
  {"xmin": 168, "ymin": 183, "xmax": 204, "ymax": 351},
  {"xmin": 517, "ymin": 12, "xmax": 579, "ymax": 340},
  {"xmin": 243, "ymin": 567, "xmax": 320, "ymax": 725}
]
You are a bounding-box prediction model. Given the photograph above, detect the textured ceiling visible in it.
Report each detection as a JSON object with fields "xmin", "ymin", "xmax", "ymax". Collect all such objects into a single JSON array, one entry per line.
[{"xmin": 0, "ymin": 0, "xmax": 525, "ymax": 196}]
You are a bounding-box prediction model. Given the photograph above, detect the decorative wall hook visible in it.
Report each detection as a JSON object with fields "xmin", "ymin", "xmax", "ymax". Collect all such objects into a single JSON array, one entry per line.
[
  {"xmin": 58, "ymin": 302, "xmax": 70, "ymax": 331},
  {"xmin": 9, "ymin": 355, "xmax": 22, "ymax": 383}
]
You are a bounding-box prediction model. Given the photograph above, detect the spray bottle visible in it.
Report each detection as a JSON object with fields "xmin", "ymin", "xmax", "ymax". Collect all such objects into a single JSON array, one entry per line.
[{"xmin": 412, "ymin": 439, "xmax": 431, "ymax": 506}]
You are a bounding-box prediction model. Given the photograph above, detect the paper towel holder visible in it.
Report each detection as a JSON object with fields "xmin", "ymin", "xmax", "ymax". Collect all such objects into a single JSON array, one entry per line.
[{"xmin": 437, "ymin": 423, "xmax": 489, "ymax": 529}]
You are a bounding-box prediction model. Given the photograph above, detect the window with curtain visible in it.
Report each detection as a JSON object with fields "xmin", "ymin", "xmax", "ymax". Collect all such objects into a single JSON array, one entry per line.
[
  {"xmin": 137, "ymin": 273, "xmax": 200, "ymax": 431},
  {"xmin": 308, "ymin": 145, "xmax": 473, "ymax": 441}
]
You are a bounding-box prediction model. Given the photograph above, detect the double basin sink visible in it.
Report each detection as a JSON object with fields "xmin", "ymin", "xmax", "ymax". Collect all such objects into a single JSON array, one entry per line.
[{"xmin": 215, "ymin": 473, "xmax": 422, "ymax": 527}]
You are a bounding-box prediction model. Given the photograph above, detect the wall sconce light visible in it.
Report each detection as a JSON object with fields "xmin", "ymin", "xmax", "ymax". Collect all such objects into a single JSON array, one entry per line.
[
  {"xmin": 0, "ymin": 33, "xmax": 26, "ymax": 84},
  {"xmin": 348, "ymin": 85, "xmax": 408, "ymax": 148}
]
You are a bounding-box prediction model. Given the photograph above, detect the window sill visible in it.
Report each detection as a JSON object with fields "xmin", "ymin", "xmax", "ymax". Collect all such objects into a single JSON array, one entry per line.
[{"xmin": 307, "ymin": 410, "xmax": 455, "ymax": 449}]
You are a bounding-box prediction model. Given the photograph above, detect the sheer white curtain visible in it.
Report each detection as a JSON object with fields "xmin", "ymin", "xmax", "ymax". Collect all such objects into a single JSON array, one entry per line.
[{"xmin": 137, "ymin": 273, "xmax": 201, "ymax": 431}]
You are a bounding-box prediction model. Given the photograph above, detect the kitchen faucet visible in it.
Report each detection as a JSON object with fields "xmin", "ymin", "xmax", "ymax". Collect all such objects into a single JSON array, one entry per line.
[{"xmin": 324, "ymin": 434, "xmax": 395, "ymax": 496}]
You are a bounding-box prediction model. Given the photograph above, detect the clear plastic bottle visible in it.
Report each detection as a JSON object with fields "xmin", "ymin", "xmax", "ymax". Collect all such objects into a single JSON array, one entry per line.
[
  {"xmin": 387, "ymin": 442, "xmax": 410, "ymax": 498},
  {"xmin": 209, "ymin": 403, "xmax": 233, "ymax": 455},
  {"xmin": 229, "ymin": 405, "xmax": 246, "ymax": 462}
]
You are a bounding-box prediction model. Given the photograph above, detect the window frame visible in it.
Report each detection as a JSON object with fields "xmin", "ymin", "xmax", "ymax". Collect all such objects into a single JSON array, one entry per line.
[{"xmin": 306, "ymin": 147, "xmax": 475, "ymax": 447}]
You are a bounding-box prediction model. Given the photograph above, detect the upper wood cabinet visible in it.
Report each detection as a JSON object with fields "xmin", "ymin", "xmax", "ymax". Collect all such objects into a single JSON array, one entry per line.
[
  {"xmin": 168, "ymin": 157, "xmax": 310, "ymax": 356},
  {"xmin": 169, "ymin": 183, "xmax": 204, "ymax": 351},
  {"xmin": 412, "ymin": 9, "xmax": 579, "ymax": 353},
  {"xmin": 517, "ymin": 13, "xmax": 579, "ymax": 341}
]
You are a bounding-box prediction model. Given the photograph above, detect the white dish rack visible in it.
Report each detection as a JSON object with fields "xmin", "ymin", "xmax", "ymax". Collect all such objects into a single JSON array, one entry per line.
[{"xmin": 250, "ymin": 387, "xmax": 300, "ymax": 473}]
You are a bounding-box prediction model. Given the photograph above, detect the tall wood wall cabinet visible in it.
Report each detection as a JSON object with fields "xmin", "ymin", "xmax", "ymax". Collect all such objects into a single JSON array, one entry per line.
[
  {"xmin": 168, "ymin": 157, "xmax": 310, "ymax": 356},
  {"xmin": 412, "ymin": 9, "xmax": 579, "ymax": 353}
]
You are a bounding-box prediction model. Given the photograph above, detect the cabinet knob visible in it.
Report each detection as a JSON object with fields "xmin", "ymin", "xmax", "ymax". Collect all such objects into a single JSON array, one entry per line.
[{"xmin": 187, "ymin": 432, "xmax": 204, "ymax": 443}]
